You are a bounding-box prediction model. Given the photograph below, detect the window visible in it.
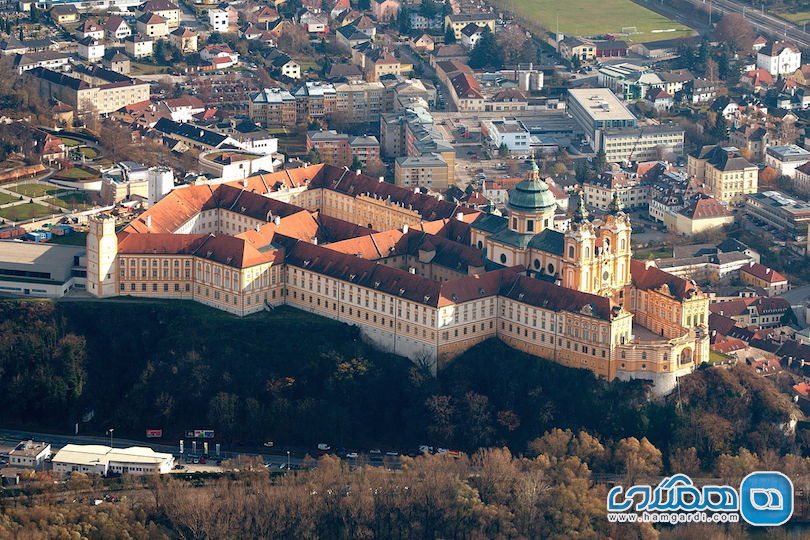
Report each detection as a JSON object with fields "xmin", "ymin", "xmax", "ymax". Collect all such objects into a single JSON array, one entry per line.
[{"xmin": 500, "ymin": 253, "xmax": 507, "ymax": 264}]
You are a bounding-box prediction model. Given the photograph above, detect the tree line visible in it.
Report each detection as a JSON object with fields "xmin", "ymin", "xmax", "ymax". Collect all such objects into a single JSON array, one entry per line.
[{"xmin": 0, "ymin": 300, "xmax": 803, "ymax": 473}]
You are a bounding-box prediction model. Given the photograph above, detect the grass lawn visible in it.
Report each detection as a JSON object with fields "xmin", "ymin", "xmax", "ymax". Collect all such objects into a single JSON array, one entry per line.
[
  {"xmin": 61, "ymin": 137, "xmax": 84, "ymax": 148},
  {"xmin": 0, "ymin": 191, "xmax": 19, "ymax": 205},
  {"xmin": 53, "ymin": 167, "xmax": 98, "ymax": 181},
  {"xmin": 78, "ymin": 147, "xmax": 99, "ymax": 159},
  {"xmin": 494, "ymin": 0, "xmax": 694, "ymax": 43},
  {"xmin": 46, "ymin": 192, "xmax": 95, "ymax": 211},
  {"xmin": 774, "ymin": 9, "xmax": 810, "ymax": 25},
  {"xmin": 48, "ymin": 231, "xmax": 87, "ymax": 246},
  {"xmin": 130, "ymin": 62, "xmax": 170, "ymax": 75},
  {"xmin": 8, "ymin": 183, "xmax": 60, "ymax": 197},
  {"xmin": 0, "ymin": 202, "xmax": 54, "ymax": 221},
  {"xmin": 709, "ymin": 350, "xmax": 734, "ymax": 365}
]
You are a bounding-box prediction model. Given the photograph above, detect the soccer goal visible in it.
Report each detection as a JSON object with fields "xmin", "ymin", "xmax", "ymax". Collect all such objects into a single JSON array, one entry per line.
[{"xmin": 621, "ymin": 26, "xmax": 639, "ymax": 34}]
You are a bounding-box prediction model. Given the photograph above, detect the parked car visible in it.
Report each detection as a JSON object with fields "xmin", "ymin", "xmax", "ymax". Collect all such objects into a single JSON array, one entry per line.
[
  {"xmin": 317, "ymin": 443, "xmax": 331, "ymax": 451},
  {"xmin": 346, "ymin": 452, "xmax": 359, "ymax": 459},
  {"xmin": 263, "ymin": 441, "xmax": 274, "ymax": 447}
]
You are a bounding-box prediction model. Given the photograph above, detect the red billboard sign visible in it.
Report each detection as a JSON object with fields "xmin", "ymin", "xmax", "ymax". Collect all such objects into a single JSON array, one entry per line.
[{"xmin": 146, "ymin": 429, "xmax": 162, "ymax": 438}]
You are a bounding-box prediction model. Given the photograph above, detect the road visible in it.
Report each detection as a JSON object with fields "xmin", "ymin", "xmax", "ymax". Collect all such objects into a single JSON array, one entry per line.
[
  {"xmin": 678, "ymin": 0, "xmax": 810, "ymax": 47},
  {"xmin": 0, "ymin": 428, "xmax": 308, "ymax": 468}
]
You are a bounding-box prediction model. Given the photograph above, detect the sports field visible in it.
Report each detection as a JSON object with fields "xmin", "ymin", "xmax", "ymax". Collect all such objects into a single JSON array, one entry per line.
[
  {"xmin": 497, "ymin": 0, "xmax": 695, "ymax": 43},
  {"xmin": 774, "ymin": 9, "xmax": 810, "ymax": 26}
]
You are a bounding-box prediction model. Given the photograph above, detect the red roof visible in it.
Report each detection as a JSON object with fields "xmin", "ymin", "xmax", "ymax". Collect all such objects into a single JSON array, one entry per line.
[
  {"xmin": 630, "ymin": 260, "xmax": 701, "ymax": 301},
  {"xmin": 741, "ymin": 262, "xmax": 787, "ymax": 284}
]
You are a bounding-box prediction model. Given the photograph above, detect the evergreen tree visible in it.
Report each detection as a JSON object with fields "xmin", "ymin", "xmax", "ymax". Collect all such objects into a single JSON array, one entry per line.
[
  {"xmin": 517, "ymin": 39, "xmax": 537, "ymax": 64},
  {"xmin": 351, "ymin": 155, "xmax": 363, "ymax": 171},
  {"xmin": 711, "ymin": 113, "xmax": 727, "ymax": 140},
  {"xmin": 575, "ymin": 159, "xmax": 591, "ymax": 184},
  {"xmin": 592, "ymin": 149, "xmax": 608, "ymax": 174},
  {"xmin": 469, "ymin": 27, "xmax": 501, "ymax": 69},
  {"xmin": 398, "ymin": 6, "xmax": 410, "ymax": 34},
  {"xmin": 358, "ymin": 0, "xmax": 370, "ymax": 10},
  {"xmin": 498, "ymin": 143, "xmax": 509, "ymax": 158},
  {"xmin": 570, "ymin": 54, "xmax": 581, "ymax": 70},
  {"xmin": 444, "ymin": 26, "xmax": 456, "ymax": 44}
]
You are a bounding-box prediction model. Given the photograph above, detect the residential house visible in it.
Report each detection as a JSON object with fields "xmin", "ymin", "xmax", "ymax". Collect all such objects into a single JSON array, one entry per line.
[
  {"xmin": 125, "ymin": 34, "xmax": 154, "ymax": 58},
  {"xmin": 200, "ymin": 43, "xmax": 239, "ymax": 66},
  {"xmin": 371, "ymin": 0, "xmax": 399, "ymax": 21},
  {"xmin": 8, "ymin": 441, "xmax": 51, "ymax": 470},
  {"xmin": 255, "ymin": 6, "xmax": 280, "ymax": 24},
  {"xmin": 336, "ymin": 24, "xmax": 371, "ymax": 51},
  {"xmin": 741, "ymin": 68, "xmax": 774, "ymax": 93},
  {"xmin": 76, "ymin": 20, "xmax": 105, "ymax": 41},
  {"xmin": 328, "ymin": 62, "xmax": 363, "ymax": 81},
  {"xmin": 78, "ymin": 37, "xmax": 104, "ymax": 63},
  {"xmin": 646, "ymin": 87, "xmax": 673, "ymax": 111},
  {"xmin": 138, "ymin": 0, "xmax": 181, "ymax": 29},
  {"xmin": 161, "ymin": 96, "xmax": 205, "ymax": 122},
  {"xmin": 14, "ymin": 51, "xmax": 71, "ymax": 75},
  {"xmin": 709, "ymin": 296, "xmax": 792, "ymax": 329},
  {"xmin": 408, "ymin": 12, "xmax": 443, "ymax": 31},
  {"xmin": 301, "ymin": 10, "xmax": 329, "ymax": 34},
  {"xmin": 688, "ymin": 78, "xmax": 716, "ymax": 104},
  {"xmin": 104, "ymin": 15, "xmax": 132, "ymax": 41},
  {"xmin": 406, "ymin": 33, "xmax": 433, "ymax": 54},
  {"xmin": 208, "ymin": 7, "xmax": 231, "ymax": 33},
  {"xmin": 348, "ymin": 135, "xmax": 380, "ymax": 166},
  {"xmin": 103, "ymin": 51, "xmax": 131, "ymax": 74},
  {"xmin": 49, "ymin": 5, "xmax": 79, "ymax": 25},
  {"xmin": 729, "ymin": 125, "xmax": 770, "ymax": 162},
  {"xmin": 460, "ymin": 23, "xmax": 484, "ymax": 50},
  {"xmin": 757, "ymin": 41, "xmax": 802, "ymax": 76},
  {"xmin": 558, "ymin": 37, "xmax": 596, "ymax": 62},
  {"xmin": 137, "ymin": 13, "xmax": 169, "ymax": 39},
  {"xmin": 170, "ymin": 27, "xmax": 198, "ymax": 53},
  {"xmin": 266, "ymin": 50, "xmax": 300, "ymax": 80},
  {"xmin": 445, "ymin": 14, "xmax": 495, "ymax": 40},
  {"xmin": 394, "ymin": 154, "xmax": 449, "ymax": 189},
  {"xmin": 740, "ymin": 262, "xmax": 788, "ymax": 296}
]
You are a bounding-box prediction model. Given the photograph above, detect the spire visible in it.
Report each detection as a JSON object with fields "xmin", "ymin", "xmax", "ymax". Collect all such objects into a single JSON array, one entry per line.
[
  {"xmin": 528, "ymin": 151, "xmax": 540, "ymax": 181},
  {"xmin": 608, "ymin": 191, "xmax": 625, "ymax": 215},
  {"xmin": 572, "ymin": 189, "xmax": 589, "ymax": 223}
]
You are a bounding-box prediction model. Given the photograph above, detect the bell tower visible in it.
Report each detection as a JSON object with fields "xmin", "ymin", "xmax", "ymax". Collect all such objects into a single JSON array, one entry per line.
[
  {"xmin": 595, "ymin": 192, "xmax": 633, "ymax": 302},
  {"xmin": 562, "ymin": 190, "xmax": 597, "ymax": 292},
  {"xmin": 86, "ymin": 214, "xmax": 118, "ymax": 297}
]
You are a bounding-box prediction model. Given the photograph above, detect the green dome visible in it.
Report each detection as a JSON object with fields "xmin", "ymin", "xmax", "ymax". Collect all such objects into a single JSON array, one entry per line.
[{"xmin": 507, "ymin": 178, "xmax": 556, "ymax": 213}]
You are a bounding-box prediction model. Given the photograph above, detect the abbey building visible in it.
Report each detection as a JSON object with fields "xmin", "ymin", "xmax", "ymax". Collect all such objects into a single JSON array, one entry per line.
[{"xmin": 86, "ymin": 163, "xmax": 709, "ymax": 395}]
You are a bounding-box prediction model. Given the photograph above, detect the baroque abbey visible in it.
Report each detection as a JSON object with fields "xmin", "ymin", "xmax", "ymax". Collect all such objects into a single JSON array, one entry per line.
[{"xmin": 86, "ymin": 162, "xmax": 709, "ymax": 395}]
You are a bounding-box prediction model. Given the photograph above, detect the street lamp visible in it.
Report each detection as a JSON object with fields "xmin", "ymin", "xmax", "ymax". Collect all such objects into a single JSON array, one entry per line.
[
  {"xmin": 107, "ymin": 428, "xmax": 114, "ymax": 448},
  {"xmin": 287, "ymin": 450, "xmax": 290, "ymax": 470}
]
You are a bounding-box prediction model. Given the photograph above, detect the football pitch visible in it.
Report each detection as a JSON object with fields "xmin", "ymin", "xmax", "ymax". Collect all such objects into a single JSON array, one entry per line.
[{"xmin": 497, "ymin": 0, "xmax": 695, "ymax": 43}]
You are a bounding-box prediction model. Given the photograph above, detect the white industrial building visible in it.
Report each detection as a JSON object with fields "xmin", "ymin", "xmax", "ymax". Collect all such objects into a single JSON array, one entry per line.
[
  {"xmin": 52, "ymin": 444, "xmax": 175, "ymax": 476},
  {"xmin": 8, "ymin": 440, "xmax": 51, "ymax": 469},
  {"xmin": 0, "ymin": 241, "xmax": 85, "ymax": 297}
]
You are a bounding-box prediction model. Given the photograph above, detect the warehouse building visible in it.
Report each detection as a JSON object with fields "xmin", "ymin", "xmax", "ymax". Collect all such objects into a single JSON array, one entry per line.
[{"xmin": 0, "ymin": 241, "xmax": 85, "ymax": 297}]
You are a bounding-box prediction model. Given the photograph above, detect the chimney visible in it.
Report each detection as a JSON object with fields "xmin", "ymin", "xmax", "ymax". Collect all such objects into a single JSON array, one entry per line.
[
  {"xmin": 145, "ymin": 215, "xmax": 152, "ymax": 228},
  {"xmin": 414, "ymin": 187, "xmax": 419, "ymax": 193},
  {"xmin": 409, "ymin": 267, "xmax": 416, "ymax": 274},
  {"xmin": 242, "ymin": 178, "xmax": 248, "ymax": 188},
  {"xmin": 356, "ymin": 169, "xmax": 361, "ymax": 175},
  {"xmin": 456, "ymin": 212, "xmax": 464, "ymax": 221},
  {"xmin": 402, "ymin": 224, "xmax": 409, "ymax": 234},
  {"xmin": 273, "ymin": 215, "xmax": 281, "ymax": 226},
  {"xmin": 312, "ymin": 237, "xmax": 318, "ymax": 245},
  {"xmin": 378, "ymin": 176, "xmax": 384, "ymax": 183}
]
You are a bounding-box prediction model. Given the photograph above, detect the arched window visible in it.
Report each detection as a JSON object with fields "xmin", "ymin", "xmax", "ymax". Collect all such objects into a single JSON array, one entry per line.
[
  {"xmin": 585, "ymin": 247, "xmax": 590, "ymax": 258},
  {"xmin": 568, "ymin": 245, "xmax": 575, "ymax": 258},
  {"xmin": 547, "ymin": 263, "xmax": 555, "ymax": 274},
  {"xmin": 620, "ymin": 238, "xmax": 626, "ymax": 251},
  {"xmin": 477, "ymin": 240, "xmax": 483, "ymax": 249},
  {"xmin": 500, "ymin": 253, "xmax": 507, "ymax": 264},
  {"xmin": 533, "ymin": 259, "xmax": 541, "ymax": 269},
  {"xmin": 512, "ymin": 217, "xmax": 518, "ymax": 229}
]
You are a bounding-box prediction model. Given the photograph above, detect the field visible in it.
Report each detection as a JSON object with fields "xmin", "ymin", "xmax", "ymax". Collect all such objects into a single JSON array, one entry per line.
[
  {"xmin": 8, "ymin": 183, "xmax": 60, "ymax": 197},
  {"xmin": 0, "ymin": 202, "xmax": 54, "ymax": 221},
  {"xmin": 496, "ymin": 0, "xmax": 694, "ymax": 43},
  {"xmin": 52, "ymin": 167, "xmax": 99, "ymax": 181},
  {"xmin": 0, "ymin": 191, "xmax": 19, "ymax": 205},
  {"xmin": 774, "ymin": 9, "xmax": 810, "ymax": 26},
  {"xmin": 46, "ymin": 191, "xmax": 95, "ymax": 211}
]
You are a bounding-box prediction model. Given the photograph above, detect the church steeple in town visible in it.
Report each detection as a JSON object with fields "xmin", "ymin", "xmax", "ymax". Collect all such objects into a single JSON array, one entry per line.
[
  {"xmin": 608, "ymin": 191, "xmax": 625, "ymax": 215},
  {"xmin": 571, "ymin": 189, "xmax": 589, "ymax": 224}
]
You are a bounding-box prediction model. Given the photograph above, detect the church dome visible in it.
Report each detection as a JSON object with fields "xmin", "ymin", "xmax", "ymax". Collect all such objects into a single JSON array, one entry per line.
[{"xmin": 507, "ymin": 174, "xmax": 556, "ymax": 213}]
